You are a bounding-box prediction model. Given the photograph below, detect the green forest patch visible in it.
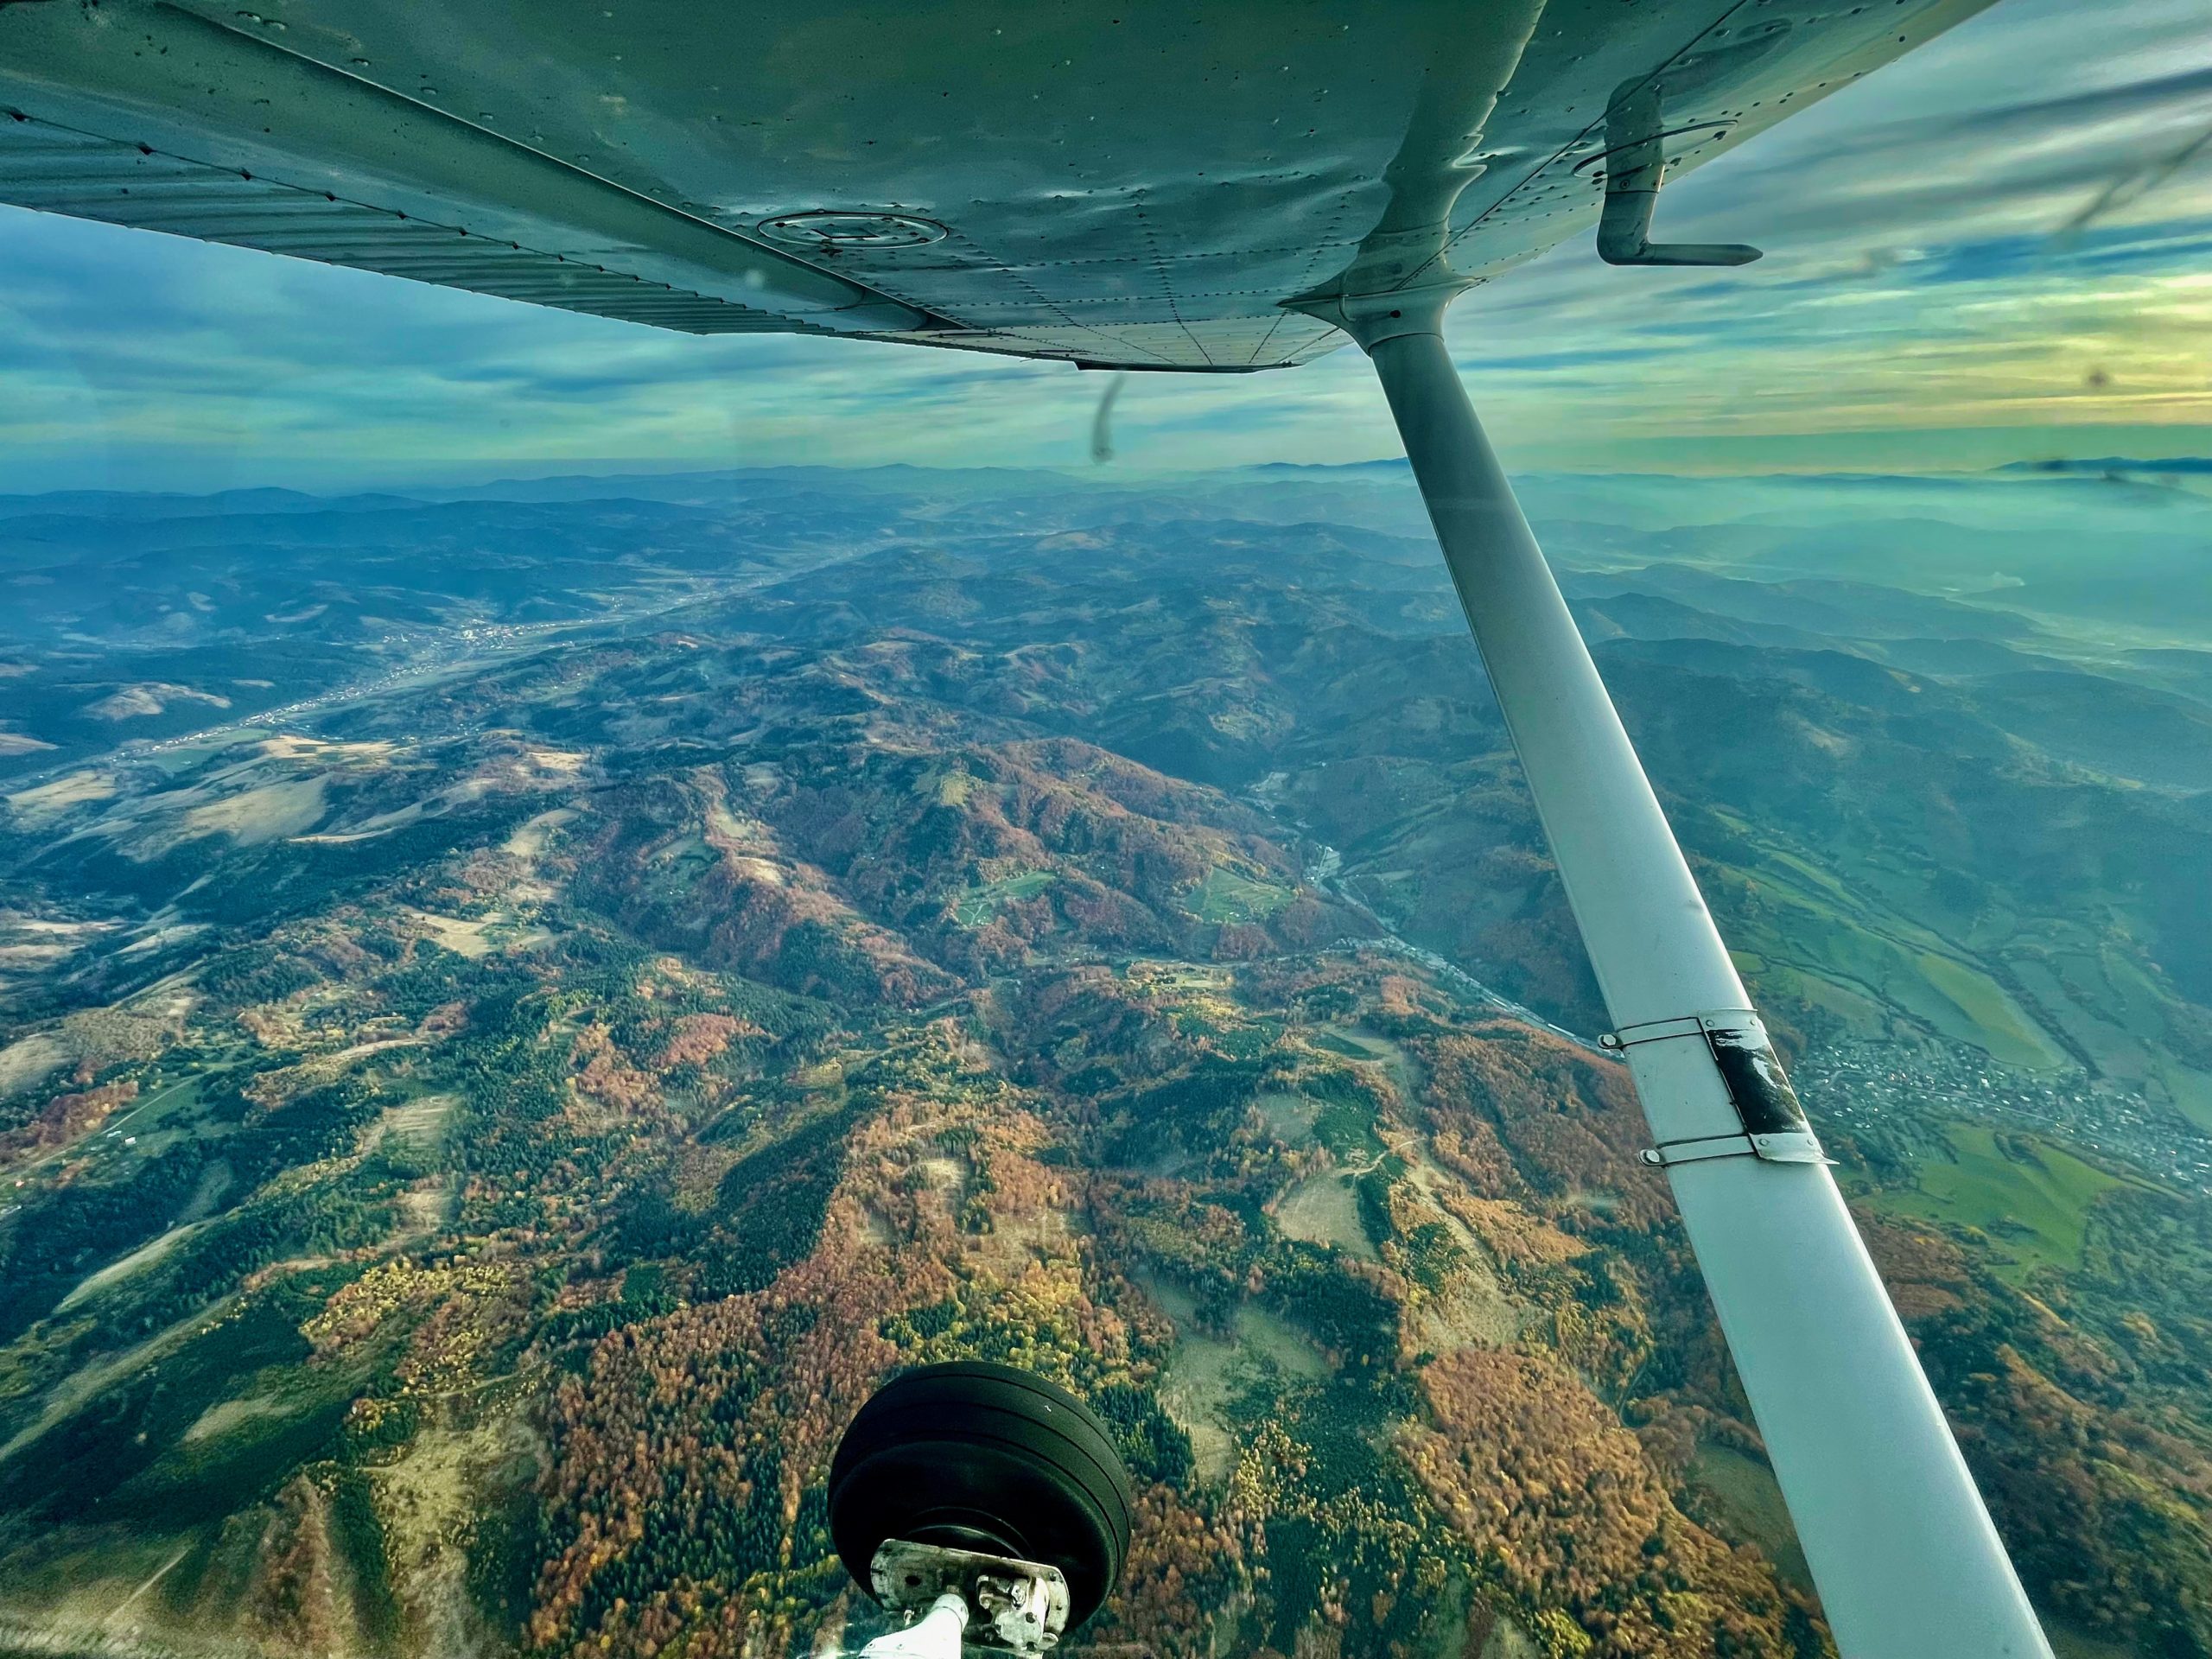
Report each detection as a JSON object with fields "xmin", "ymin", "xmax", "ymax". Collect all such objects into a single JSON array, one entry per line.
[
  {"xmin": 1300, "ymin": 1069, "xmax": 1388, "ymax": 1165},
  {"xmin": 0, "ymin": 1285, "xmax": 362, "ymax": 1527},
  {"xmin": 1871, "ymin": 1123, "xmax": 2130, "ymax": 1282}
]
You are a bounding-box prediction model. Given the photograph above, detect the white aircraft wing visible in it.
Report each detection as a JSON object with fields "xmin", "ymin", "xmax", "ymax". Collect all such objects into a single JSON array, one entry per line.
[{"xmin": 0, "ymin": 0, "xmax": 1996, "ymax": 369}]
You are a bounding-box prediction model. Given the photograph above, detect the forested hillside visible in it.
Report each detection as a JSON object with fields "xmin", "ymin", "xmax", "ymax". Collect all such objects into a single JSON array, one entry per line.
[{"xmin": 2, "ymin": 466, "xmax": 2207, "ymax": 1658}]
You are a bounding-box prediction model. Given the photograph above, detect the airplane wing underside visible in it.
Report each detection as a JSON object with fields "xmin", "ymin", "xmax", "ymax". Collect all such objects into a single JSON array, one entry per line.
[{"xmin": 0, "ymin": 0, "xmax": 1995, "ymax": 371}]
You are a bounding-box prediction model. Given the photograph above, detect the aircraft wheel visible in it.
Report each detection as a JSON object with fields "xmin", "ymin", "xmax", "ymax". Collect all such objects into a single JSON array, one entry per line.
[{"xmin": 828, "ymin": 1361, "xmax": 1134, "ymax": 1630}]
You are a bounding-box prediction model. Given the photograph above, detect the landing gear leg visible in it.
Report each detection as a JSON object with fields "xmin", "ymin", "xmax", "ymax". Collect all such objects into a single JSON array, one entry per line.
[
  {"xmin": 858, "ymin": 1594, "xmax": 969, "ymax": 1659},
  {"xmin": 1341, "ymin": 298, "xmax": 2051, "ymax": 1659}
]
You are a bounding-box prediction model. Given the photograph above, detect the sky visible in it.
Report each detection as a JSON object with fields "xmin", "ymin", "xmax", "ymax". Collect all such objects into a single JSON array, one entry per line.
[{"xmin": 2, "ymin": 0, "xmax": 2210, "ymax": 492}]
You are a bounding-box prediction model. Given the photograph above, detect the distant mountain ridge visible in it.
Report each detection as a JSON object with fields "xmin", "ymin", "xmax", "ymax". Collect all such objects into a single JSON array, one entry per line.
[{"xmin": 1999, "ymin": 455, "xmax": 2212, "ymax": 475}]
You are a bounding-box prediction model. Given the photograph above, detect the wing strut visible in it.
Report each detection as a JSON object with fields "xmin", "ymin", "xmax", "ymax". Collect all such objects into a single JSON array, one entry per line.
[{"xmin": 1342, "ymin": 296, "xmax": 2053, "ymax": 1659}]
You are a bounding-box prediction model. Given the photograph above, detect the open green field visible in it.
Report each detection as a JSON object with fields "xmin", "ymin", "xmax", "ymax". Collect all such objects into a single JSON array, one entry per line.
[
  {"xmin": 1185, "ymin": 867, "xmax": 1293, "ymax": 925},
  {"xmin": 1687, "ymin": 1443, "xmax": 1811, "ymax": 1593},
  {"xmin": 1696, "ymin": 805, "xmax": 2077, "ymax": 1071},
  {"xmin": 1870, "ymin": 1122, "xmax": 2132, "ymax": 1282},
  {"xmin": 1910, "ymin": 950, "xmax": 2066, "ymax": 1071},
  {"xmin": 951, "ymin": 869, "xmax": 1055, "ymax": 925},
  {"xmin": 1725, "ymin": 861, "xmax": 2067, "ymax": 1069}
]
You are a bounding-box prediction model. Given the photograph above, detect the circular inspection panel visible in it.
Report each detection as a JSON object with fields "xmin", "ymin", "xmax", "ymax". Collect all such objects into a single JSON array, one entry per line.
[{"xmin": 753, "ymin": 210, "xmax": 949, "ymax": 251}]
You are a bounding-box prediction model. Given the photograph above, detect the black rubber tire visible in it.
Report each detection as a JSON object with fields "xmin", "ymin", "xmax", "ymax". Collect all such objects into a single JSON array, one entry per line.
[{"xmin": 828, "ymin": 1362, "xmax": 1135, "ymax": 1630}]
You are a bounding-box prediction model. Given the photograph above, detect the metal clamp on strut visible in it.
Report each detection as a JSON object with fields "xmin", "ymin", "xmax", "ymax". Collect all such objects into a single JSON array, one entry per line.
[{"xmin": 1602, "ymin": 1009, "xmax": 1829, "ymax": 1167}]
